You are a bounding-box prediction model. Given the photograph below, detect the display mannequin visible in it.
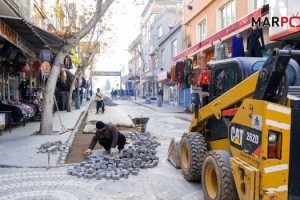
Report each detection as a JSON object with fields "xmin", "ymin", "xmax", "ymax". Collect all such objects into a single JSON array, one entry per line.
[
  {"xmin": 247, "ymin": 25, "xmax": 265, "ymax": 57},
  {"xmin": 232, "ymin": 33, "xmax": 244, "ymax": 57}
]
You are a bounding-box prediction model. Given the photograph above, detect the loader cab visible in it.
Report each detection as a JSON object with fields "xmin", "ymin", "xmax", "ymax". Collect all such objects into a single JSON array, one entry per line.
[
  {"xmin": 207, "ymin": 57, "xmax": 267, "ymax": 103},
  {"xmin": 207, "ymin": 57, "xmax": 300, "ymax": 104},
  {"xmin": 205, "ymin": 57, "xmax": 300, "ymax": 142}
]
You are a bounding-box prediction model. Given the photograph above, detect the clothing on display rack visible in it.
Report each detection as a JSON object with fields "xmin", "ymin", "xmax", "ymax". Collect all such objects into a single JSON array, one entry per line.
[
  {"xmin": 19, "ymin": 80, "xmax": 27, "ymax": 100},
  {"xmin": 232, "ymin": 34, "xmax": 245, "ymax": 57},
  {"xmin": 32, "ymin": 61, "xmax": 41, "ymax": 78},
  {"xmin": 40, "ymin": 61, "xmax": 51, "ymax": 79},
  {"xmin": 197, "ymin": 51, "xmax": 208, "ymax": 70},
  {"xmin": 39, "ymin": 48, "xmax": 53, "ymax": 62},
  {"xmin": 247, "ymin": 26, "xmax": 265, "ymax": 57},
  {"xmin": 214, "ymin": 41, "xmax": 229, "ymax": 61},
  {"xmin": 183, "ymin": 58, "xmax": 193, "ymax": 74},
  {"xmin": 176, "ymin": 61, "xmax": 184, "ymax": 89},
  {"xmin": 170, "ymin": 65, "xmax": 176, "ymax": 81}
]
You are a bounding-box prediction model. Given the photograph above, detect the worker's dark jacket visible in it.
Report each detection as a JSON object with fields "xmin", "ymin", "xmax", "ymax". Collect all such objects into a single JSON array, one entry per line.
[{"xmin": 88, "ymin": 123, "xmax": 119, "ymax": 149}]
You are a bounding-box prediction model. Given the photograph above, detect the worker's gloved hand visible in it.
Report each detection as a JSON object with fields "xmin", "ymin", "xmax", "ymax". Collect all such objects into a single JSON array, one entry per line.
[
  {"xmin": 110, "ymin": 147, "xmax": 117, "ymax": 157},
  {"xmin": 84, "ymin": 149, "xmax": 92, "ymax": 155}
]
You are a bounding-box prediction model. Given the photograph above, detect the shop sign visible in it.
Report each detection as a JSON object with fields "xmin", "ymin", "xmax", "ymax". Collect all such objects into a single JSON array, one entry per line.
[
  {"xmin": 0, "ymin": 20, "xmax": 17, "ymax": 45},
  {"xmin": 158, "ymin": 71, "xmax": 167, "ymax": 81},
  {"xmin": 92, "ymin": 71, "xmax": 121, "ymax": 76},
  {"xmin": 0, "ymin": 20, "xmax": 35, "ymax": 58}
]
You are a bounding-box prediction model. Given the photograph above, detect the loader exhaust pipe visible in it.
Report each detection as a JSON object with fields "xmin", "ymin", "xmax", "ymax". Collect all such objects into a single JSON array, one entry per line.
[{"xmin": 272, "ymin": 48, "xmax": 300, "ymax": 57}]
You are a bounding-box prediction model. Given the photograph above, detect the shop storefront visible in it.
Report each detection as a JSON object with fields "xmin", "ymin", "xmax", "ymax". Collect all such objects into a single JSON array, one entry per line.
[
  {"xmin": 0, "ymin": 16, "xmax": 63, "ymax": 125},
  {"xmin": 157, "ymin": 70, "xmax": 178, "ymax": 105}
]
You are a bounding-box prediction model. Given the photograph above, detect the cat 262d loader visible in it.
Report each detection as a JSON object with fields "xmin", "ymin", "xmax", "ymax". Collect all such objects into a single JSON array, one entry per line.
[{"xmin": 168, "ymin": 48, "xmax": 300, "ymax": 200}]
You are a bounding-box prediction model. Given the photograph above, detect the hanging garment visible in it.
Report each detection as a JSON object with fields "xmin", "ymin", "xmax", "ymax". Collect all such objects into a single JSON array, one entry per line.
[
  {"xmin": 19, "ymin": 81, "xmax": 27, "ymax": 100},
  {"xmin": 39, "ymin": 48, "xmax": 53, "ymax": 62},
  {"xmin": 170, "ymin": 65, "xmax": 176, "ymax": 81},
  {"xmin": 214, "ymin": 42, "xmax": 229, "ymax": 61},
  {"xmin": 197, "ymin": 51, "xmax": 208, "ymax": 70},
  {"xmin": 64, "ymin": 55, "xmax": 73, "ymax": 69},
  {"xmin": 32, "ymin": 61, "xmax": 41, "ymax": 78},
  {"xmin": 176, "ymin": 61, "xmax": 184, "ymax": 89},
  {"xmin": 247, "ymin": 27, "xmax": 265, "ymax": 57},
  {"xmin": 193, "ymin": 70, "xmax": 201, "ymax": 86},
  {"xmin": 21, "ymin": 63, "xmax": 30, "ymax": 73},
  {"xmin": 183, "ymin": 58, "xmax": 193, "ymax": 74},
  {"xmin": 232, "ymin": 35, "xmax": 245, "ymax": 57},
  {"xmin": 184, "ymin": 73, "xmax": 190, "ymax": 89},
  {"xmin": 188, "ymin": 72, "xmax": 194, "ymax": 85},
  {"xmin": 200, "ymin": 70, "xmax": 211, "ymax": 85},
  {"xmin": 192, "ymin": 57, "xmax": 197, "ymax": 67},
  {"xmin": 40, "ymin": 61, "xmax": 51, "ymax": 79},
  {"xmin": 176, "ymin": 61, "xmax": 184, "ymax": 83}
]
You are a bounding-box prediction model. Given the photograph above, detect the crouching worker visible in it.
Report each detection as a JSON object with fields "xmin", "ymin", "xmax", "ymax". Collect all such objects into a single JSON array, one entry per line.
[{"xmin": 84, "ymin": 121, "xmax": 126, "ymax": 156}]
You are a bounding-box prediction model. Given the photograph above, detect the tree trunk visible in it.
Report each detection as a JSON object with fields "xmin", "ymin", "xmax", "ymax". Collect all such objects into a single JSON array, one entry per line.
[
  {"xmin": 39, "ymin": 0, "xmax": 114, "ymax": 134},
  {"xmin": 40, "ymin": 51, "xmax": 68, "ymax": 134},
  {"xmin": 66, "ymin": 69, "xmax": 79, "ymax": 112}
]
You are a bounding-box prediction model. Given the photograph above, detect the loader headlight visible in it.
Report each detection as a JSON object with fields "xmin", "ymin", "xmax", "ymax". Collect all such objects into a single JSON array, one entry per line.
[
  {"xmin": 268, "ymin": 131, "xmax": 281, "ymax": 159},
  {"xmin": 268, "ymin": 133, "xmax": 277, "ymax": 144}
]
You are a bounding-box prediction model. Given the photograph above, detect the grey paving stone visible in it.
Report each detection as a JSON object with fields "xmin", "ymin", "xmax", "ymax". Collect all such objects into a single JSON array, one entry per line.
[
  {"xmin": 112, "ymin": 174, "xmax": 120, "ymax": 180},
  {"xmin": 132, "ymin": 170, "xmax": 138, "ymax": 175},
  {"xmin": 96, "ymin": 174, "xmax": 101, "ymax": 180},
  {"xmin": 106, "ymin": 173, "xmax": 112, "ymax": 180}
]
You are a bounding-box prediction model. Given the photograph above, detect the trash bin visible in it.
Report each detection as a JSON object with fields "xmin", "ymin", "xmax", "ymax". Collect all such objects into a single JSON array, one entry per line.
[
  {"xmin": 157, "ymin": 94, "xmax": 163, "ymax": 107},
  {"xmin": 145, "ymin": 93, "xmax": 151, "ymax": 104}
]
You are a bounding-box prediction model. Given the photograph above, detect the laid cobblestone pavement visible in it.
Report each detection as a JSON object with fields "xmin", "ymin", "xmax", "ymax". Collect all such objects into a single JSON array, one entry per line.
[{"xmin": 0, "ymin": 99, "xmax": 203, "ymax": 200}]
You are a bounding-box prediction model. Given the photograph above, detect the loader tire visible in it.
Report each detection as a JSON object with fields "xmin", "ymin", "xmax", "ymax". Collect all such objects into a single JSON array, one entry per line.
[
  {"xmin": 180, "ymin": 132, "xmax": 208, "ymax": 182},
  {"xmin": 202, "ymin": 150, "xmax": 238, "ymax": 200}
]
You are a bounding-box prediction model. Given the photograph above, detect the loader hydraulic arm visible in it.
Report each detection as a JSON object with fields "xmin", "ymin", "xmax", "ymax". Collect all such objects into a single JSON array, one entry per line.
[{"xmin": 189, "ymin": 48, "xmax": 300, "ymax": 132}]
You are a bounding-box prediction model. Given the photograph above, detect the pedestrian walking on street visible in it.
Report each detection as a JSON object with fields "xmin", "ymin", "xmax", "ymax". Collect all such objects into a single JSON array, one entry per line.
[
  {"xmin": 84, "ymin": 121, "xmax": 126, "ymax": 156},
  {"xmin": 95, "ymin": 88, "xmax": 105, "ymax": 114}
]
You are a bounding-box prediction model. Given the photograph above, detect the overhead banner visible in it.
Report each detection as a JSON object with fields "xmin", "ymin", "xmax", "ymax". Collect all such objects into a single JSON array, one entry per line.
[{"xmin": 92, "ymin": 71, "xmax": 121, "ymax": 76}]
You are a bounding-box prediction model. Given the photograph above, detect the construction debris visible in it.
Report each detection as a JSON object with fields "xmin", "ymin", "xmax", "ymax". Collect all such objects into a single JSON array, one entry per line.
[
  {"xmin": 67, "ymin": 131, "xmax": 160, "ymax": 180},
  {"xmin": 37, "ymin": 140, "xmax": 66, "ymax": 154},
  {"xmin": 104, "ymin": 97, "xmax": 117, "ymax": 106}
]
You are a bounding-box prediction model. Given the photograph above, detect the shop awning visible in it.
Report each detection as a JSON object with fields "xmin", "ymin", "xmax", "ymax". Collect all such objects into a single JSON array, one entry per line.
[
  {"xmin": 31, "ymin": 24, "xmax": 63, "ymax": 51},
  {"xmin": 0, "ymin": 15, "xmax": 63, "ymax": 51},
  {"xmin": 270, "ymin": 27, "xmax": 300, "ymax": 41},
  {"xmin": 173, "ymin": 5, "xmax": 268, "ymax": 61}
]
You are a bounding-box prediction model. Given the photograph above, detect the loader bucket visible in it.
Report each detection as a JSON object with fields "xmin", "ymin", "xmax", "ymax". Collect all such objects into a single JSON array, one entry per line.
[{"xmin": 167, "ymin": 138, "xmax": 181, "ymax": 168}]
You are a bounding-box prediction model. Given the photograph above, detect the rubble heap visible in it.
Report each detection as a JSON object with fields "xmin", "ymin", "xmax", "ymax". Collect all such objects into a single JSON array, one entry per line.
[
  {"xmin": 37, "ymin": 140, "xmax": 66, "ymax": 153},
  {"xmin": 104, "ymin": 97, "xmax": 117, "ymax": 106},
  {"xmin": 67, "ymin": 131, "xmax": 160, "ymax": 180}
]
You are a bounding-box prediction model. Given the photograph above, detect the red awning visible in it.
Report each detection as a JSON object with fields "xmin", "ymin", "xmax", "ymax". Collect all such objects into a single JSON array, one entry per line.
[
  {"xmin": 269, "ymin": 27, "xmax": 300, "ymax": 41},
  {"xmin": 173, "ymin": 6, "xmax": 266, "ymax": 61}
]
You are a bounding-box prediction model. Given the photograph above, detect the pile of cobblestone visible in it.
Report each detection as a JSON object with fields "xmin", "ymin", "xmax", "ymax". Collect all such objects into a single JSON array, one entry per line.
[
  {"xmin": 37, "ymin": 140, "xmax": 66, "ymax": 153},
  {"xmin": 67, "ymin": 131, "xmax": 160, "ymax": 180}
]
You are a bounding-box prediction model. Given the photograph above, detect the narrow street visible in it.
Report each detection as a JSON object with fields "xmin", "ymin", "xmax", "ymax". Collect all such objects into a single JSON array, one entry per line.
[{"xmin": 0, "ymin": 99, "xmax": 204, "ymax": 200}]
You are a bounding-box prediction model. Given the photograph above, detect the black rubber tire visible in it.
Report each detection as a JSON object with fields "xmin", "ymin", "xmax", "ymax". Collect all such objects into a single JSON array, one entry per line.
[
  {"xmin": 180, "ymin": 132, "xmax": 208, "ymax": 182},
  {"xmin": 201, "ymin": 150, "xmax": 238, "ymax": 200}
]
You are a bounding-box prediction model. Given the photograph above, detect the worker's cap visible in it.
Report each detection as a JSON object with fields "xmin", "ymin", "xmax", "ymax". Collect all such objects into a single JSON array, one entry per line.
[{"xmin": 96, "ymin": 121, "xmax": 105, "ymax": 129}]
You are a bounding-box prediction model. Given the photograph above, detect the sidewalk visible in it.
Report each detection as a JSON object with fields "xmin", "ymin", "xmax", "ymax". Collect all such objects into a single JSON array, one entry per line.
[
  {"xmin": 127, "ymin": 96, "xmax": 192, "ymax": 122},
  {"xmin": 0, "ymin": 101, "xmax": 90, "ymax": 167}
]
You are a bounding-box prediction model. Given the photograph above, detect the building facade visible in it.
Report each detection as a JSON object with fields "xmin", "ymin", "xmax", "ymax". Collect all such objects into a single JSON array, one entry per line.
[{"xmin": 157, "ymin": 23, "xmax": 182, "ymax": 104}]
